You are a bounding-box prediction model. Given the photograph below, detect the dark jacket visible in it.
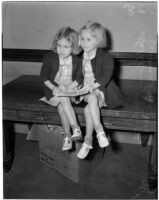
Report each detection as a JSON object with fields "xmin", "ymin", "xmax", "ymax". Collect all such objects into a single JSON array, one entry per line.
[
  {"xmin": 40, "ymin": 52, "xmax": 84, "ymax": 100},
  {"xmin": 82, "ymin": 48, "xmax": 124, "ymax": 109}
]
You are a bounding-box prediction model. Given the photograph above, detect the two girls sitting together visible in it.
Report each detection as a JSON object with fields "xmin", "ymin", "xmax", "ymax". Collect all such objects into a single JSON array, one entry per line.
[{"xmin": 40, "ymin": 21, "xmax": 123, "ymax": 159}]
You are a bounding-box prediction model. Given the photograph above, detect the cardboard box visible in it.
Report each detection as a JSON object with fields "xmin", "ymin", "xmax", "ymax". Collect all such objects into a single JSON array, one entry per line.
[
  {"xmin": 14, "ymin": 123, "xmax": 30, "ymax": 134},
  {"xmin": 33, "ymin": 124, "xmax": 104, "ymax": 182}
]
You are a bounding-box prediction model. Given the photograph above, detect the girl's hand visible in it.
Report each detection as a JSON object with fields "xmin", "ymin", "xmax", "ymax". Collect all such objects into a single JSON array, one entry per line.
[
  {"xmin": 53, "ymin": 87, "xmax": 61, "ymax": 96},
  {"xmin": 87, "ymin": 85, "xmax": 93, "ymax": 93},
  {"xmin": 67, "ymin": 81, "xmax": 78, "ymax": 92},
  {"xmin": 83, "ymin": 84, "xmax": 93, "ymax": 93},
  {"xmin": 94, "ymin": 88, "xmax": 100, "ymax": 95},
  {"xmin": 67, "ymin": 83, "xmax": 77, "ymax": 92}
]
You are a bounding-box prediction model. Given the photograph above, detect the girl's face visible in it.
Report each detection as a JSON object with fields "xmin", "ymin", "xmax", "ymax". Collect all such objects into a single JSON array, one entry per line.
[
  {"xmin": 57, "ymin": 38, "xmax": 72, "ymax": 59},
  {"xmin": 80, "ymin": 30, "xmax": 98, "ymax": 54}
]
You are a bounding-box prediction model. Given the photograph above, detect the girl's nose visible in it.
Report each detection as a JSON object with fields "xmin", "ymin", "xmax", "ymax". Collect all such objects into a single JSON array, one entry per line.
[
  {"xmin": 83, "ymin": 41, "xmax": 87, "ymax": 46},
  {"xmin": 60, "ymin": 47, "xmax": 65, "ymax": 53}
]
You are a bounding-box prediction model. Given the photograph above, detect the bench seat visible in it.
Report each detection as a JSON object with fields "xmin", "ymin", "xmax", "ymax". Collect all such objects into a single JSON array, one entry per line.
[{"xmin": 3, "ymin": 75, "xmax": 157, "ymax": 133}]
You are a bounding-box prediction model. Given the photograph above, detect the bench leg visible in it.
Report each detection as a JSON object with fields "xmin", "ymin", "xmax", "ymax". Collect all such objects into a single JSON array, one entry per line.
[
  {"xmin": 147, "ymin": 132, "xmax": 157, "ymax": 192},
  {"xmin": 3, "ymin": 120, "xmax": 15, "ymax": 173}
]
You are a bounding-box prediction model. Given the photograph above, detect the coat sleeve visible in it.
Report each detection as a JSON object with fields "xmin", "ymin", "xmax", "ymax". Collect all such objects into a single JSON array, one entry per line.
[
  {"xmin": 40, "ymin": 55, "xmax": 51, "ymax": 83},
  {"xmin": 96, "ymin": 54, "xmax": 114, "ymax": 90},
  {"xmin": 74, "ymin": 58, "xmax": 84, "ymax": 86},
  {"xmin": 40, "ymin": 54, "xmax": 53, "ymax": 100}
]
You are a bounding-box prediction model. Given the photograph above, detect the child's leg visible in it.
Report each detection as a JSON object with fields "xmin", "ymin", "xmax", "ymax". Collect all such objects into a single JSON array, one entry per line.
[
  {"xmin": 59, "ymin": 97, "xmax": 78, "ymax": 127},
  {"xmin": 84, "ymin": 105, "xmax": 94, "ymax": 146},
  {"xmin": 58, "ymin": 104, "xmax": 71, "ymax": 137},
  {"xmin": 86, "ymin": 93, "xmax": 101, "ymax": 127},
  {"xmin": 86, "ymin": 94, "xmax": 109, "ymax": 148},
  {"xmin": 58, "ymin": 104, "xmax": 72, "ymax": 151},
  {"xmin": 59, "ymin": 97, "xmax": 82, "ymax": 140}
]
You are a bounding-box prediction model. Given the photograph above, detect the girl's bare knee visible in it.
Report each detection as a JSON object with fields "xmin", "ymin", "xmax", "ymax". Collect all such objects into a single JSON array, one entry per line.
[
  {"xmin": 60, "ymin": 97, "xmax": 70, "ymax": 104},
  {"xmin": 58, "ymin": 104, "xmax": 64, "ymax": 113}
]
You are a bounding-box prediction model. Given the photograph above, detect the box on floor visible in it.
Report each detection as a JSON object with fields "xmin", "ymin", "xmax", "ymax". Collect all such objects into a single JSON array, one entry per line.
[{"xmin": 30, "ymin": 124, "xmax": 104, "ymax": 183}]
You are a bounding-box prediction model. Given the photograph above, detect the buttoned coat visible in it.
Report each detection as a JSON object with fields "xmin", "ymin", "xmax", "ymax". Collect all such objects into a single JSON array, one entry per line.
[{"xmin": 82, "ymin": 48, "xmax": 124, "ymax": 109}]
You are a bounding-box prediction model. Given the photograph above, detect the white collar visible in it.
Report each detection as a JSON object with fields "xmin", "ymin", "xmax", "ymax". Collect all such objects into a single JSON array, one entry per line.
[
  {"xmin": 59, "ymin": 56, "xmax": 72, "ymax": 65},
  {"xmin": 83, "ymin": 49, "xmax": 97, "ymax": 60}
]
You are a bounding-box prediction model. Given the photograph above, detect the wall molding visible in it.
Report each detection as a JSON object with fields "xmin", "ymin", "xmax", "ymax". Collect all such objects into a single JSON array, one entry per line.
[{"xmin": 2, "ymin": 48, "xmax": 158, "ymax": 67}]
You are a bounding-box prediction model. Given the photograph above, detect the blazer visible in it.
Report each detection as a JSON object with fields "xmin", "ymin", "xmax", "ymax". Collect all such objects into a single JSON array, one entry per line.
[
  {"xmin": 82, "ymin": 48, "xmax": 124, "ymax": 109},
  {"xmin": 40, "ymin": 52, "xmax": 84, "ymax": 100}
]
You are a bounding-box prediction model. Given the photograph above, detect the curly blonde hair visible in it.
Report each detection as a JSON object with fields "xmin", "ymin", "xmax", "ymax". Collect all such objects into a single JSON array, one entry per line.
[
  {"xmin": 80, "ymin": 21, "xmax": 107, "ymax": 48},
  {"xmin": 52, "ymin": 27, "xmax": 81, "ymax": 55}
]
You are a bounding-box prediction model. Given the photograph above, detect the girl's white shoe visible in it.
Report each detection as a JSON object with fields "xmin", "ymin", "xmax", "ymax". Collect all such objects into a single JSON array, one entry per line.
[
  {"xmin": 77, "ymin": 143, "xmax": 93, "ymax": 159},
  {"xmin": 71, "ymin": 128, "xmax": 82, "ymax": 141},
  {"xmin": 62, "ymin": 137, "xmax": 72, "ymax": 151},
  {"xmin": 96, "ymin": 131, "xmax": 109, "ymax": 148}
]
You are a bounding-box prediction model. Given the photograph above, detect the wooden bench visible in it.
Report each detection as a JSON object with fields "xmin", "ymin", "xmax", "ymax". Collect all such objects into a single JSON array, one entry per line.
[{"xmin": 3, "ymin": 49, "xmax": 157, "ymax": 171}]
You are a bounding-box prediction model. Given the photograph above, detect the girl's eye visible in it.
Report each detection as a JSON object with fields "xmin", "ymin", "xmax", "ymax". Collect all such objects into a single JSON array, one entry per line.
[
  {"xmin": 57, "ymin": 44, "xmax": 71, "ymax": 49},
  {"xmin": 64, "ymin": 46, "xmax": 71, "ymax": 49},
  {"xmin": 81, "ymin": 38, "xmax": 90, "ymax": 42}
]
